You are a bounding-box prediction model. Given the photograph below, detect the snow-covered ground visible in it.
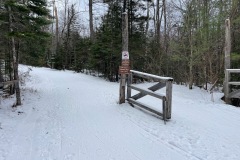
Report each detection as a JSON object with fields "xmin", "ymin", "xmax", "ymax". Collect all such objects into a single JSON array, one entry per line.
[{"xmin": 0, "ymin": 65, "xmax": 240, "ymax": 160}]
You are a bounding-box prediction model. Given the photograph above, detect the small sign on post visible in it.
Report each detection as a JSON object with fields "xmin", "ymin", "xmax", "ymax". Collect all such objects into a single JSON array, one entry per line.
[
  {"xmin": 119, "ymin": 59, "xmax": 130, "ymax": 75},
  {"xmin": 122, "ymin": 51, "xmax": 129, "ymax": 60},
  {"xmin": 119, "ymin": 66, "xmax": 130, "ymax": 75}
]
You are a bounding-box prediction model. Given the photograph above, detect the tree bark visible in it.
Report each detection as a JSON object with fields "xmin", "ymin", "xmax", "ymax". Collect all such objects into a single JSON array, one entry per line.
[
  {"xmin": 8, "ymin": 6, "xmax": 21, "ymax": 105},
  {"xmin": 61, "ymin": 0, "xmax": 69, "ymax": 37},
  {"xmin": 55, "ymin": 6, "xmax": 59, "ymax": 47},
  {"xmin": 189, "ymin": 28, "xmax": 194, "ymax": 90},
  {"xmin": 89, "ymin": 0, "xmax": 95, "ymax": 42},
  {"xmin": 156, "ymin": 0, "xmax": 162, "ymax": 43},
  {"xmin": 163, "ymin": 0, "xmax": 167, "ymax": 52},
  {"xmin": 146, "ymin": 1, "xmax": 150, "ymax": 35},
  {"xmin": 224, "ymin": 18, "xmax": 231, "ymax": 104}
]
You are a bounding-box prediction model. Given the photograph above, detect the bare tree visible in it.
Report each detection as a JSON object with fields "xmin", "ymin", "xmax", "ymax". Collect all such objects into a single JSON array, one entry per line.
[
  {"xmin": 155, "ymin": 0, "xmax": 163, "ymax": 44},
  {"xmin": 89, "ymin": 0, "xmax": 95, "ymax": 41},
  {"xmin": 8, "ymin": 6, "xmax": 21, "ymax": 105}
]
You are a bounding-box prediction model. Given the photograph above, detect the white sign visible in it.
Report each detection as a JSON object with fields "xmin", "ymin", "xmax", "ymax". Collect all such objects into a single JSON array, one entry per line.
[{"xmin": 122, "ymin": 51, "xmax": 129, "ymax": 60}]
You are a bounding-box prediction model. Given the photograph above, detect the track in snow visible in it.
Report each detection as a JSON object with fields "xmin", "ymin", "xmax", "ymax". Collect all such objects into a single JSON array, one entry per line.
[{"xmin": 1, "ymin": 66, "xmax": 240, "ymax": 160}]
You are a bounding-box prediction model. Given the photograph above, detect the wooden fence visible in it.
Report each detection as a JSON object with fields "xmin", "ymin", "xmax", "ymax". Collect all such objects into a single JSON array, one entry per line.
[
  {"xmin": 0, "ymin": 80, "xmax": 19, "ymax": 86},
  {"xmin": 127, "ymin": 70, "xmax": 173, "ymax": 123},
  {"xmin": 225, "ymin": 69, "xmax": 240, "ymax": 103},
  {"xmin": 0, "ymin": 80, "xmax": 18, "ymax": 96}
]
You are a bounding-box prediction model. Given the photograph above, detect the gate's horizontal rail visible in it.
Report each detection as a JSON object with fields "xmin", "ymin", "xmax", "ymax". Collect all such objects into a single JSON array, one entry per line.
[
  {"xmin": 226, "ymin": 69, "xmax": 240, "ymax": 73},
  {"xmin": 228, "ymin": 82, "xmax": 240, "ymax": 85},
  {"xmin": 0, "ymin": 80, "xmax": 19, "ymax": 86},
  {"xmin": 131, "ymin": 70, "xmax": 173, "ymax": 82}
]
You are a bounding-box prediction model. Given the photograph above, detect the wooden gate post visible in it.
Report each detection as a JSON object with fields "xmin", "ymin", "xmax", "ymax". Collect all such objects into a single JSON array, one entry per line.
[
  {"xmin": 119, "ymin": 8, "xmax": 129, "ymax": 104},
  {"xmin": 166, "ymin": 81, "xmax": 173, "ymax": 119},
  {"xmin": 127, "ymin": 73, "xmax": 132, "ymax": 99},
  {"xmin": 224, "ymin": 18, "xmax": 231, "ymax": 104}
]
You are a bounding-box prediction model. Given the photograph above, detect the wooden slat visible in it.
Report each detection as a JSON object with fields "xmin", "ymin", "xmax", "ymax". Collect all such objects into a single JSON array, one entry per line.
[
  {"xmin": 0, "ymin": 80, "xmax": 18, "ymax": 85},
  {"xmin": 129, "ymin": 85, "xmax": 165, "ymax": 99},
  {"xmin": 131, "ymin": 82, "xmax": 166, "ymax": 100},
  {"xmin": 228, "ymin": 82, "xmax": 240, "ymax": 85},
  {"xmin": 131, "ymin": 70, "xmax": 173, "ymax": 83},
  {"xmin": 226, "ymin": 69, "xmax": 240, "ymax": 73},
  {"xmin": 166, "ymin": 81, "xmax": 172, "ymax": 119},
  {"xmin": 131, "ymin": 92, "xmax": 145, "ymax": 100},
  {"xmin": 149, "ymin": 82, "xmax": 166, "ymax": 91},
  {"xmin": 130, "ymin": 70, "xmax": 173, "ymax": 81},
  {"xmin": 127, "ymin": 73, "xmax": 132, "ymax": 99},
  {"xmin": 128, "ymin": 98, "xmax": 163, "ymax": 117},
  {"xmin": 119, "ymin": 75, "xmax": 126, "ymax": 104}
]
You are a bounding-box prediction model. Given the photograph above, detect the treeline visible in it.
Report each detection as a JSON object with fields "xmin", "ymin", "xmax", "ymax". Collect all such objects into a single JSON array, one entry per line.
[{"xmin": 50, "ymin": 0, "xmax": 240, "ymax": 89}]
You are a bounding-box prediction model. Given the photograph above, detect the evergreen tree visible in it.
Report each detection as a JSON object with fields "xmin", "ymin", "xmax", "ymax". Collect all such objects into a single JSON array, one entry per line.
[{"xmin": 90, "ymin": 0, "xmax": 122, "ymax": 81}]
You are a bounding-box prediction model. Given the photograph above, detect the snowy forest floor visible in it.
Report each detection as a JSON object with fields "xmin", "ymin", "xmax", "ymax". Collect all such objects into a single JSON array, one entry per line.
[{"xmin": 0, "ymin": 65, "xmax": 240, "ymax": 160}]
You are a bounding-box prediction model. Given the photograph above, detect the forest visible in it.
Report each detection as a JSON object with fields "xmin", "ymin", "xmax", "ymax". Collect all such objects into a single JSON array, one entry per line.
[{"xmin": 0, "ymin": 0, "xmax": 240, "ymax": 105}]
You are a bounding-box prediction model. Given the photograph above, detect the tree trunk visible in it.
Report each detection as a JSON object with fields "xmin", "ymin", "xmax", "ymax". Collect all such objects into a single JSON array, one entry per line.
[
  {"xmin": 8, "ymin": 6, "xmax": 21, "ymax": 105},
  {"xmin": 146, "ymin": 1, "xmax": 150, "ymax": 36},
  {"xmin": 8, "ymin": 40, "xmax": 15, "ymax": 95},
  {"xmin": 119, "ymin": 1, "xmax": 128, "ymax": 104},
  {"xmin": 163, "ymin": 0, "xmax": 167, "ymax": 52},
  {"xmin": 189, "ymin": 29, "xmax": 194, "ymax": 90},
  {"xmin": 51, "ymin": 0, "xmax": 56, "ymax": 68},
  {"xmin": 224, "ymin": 19, "xmax": 231, "ymax": 104},
  {"xmin": 61, "ymin": 0, "xmax": 69, "ymax": 37},
  {"xmin": 156, "ymin": 0, "xmax": 162, "ymax": 43},
  {"xmin": 55, "ymin": 6, "xmax": 59, "ymax": 48},
  {"xmin": 89, "ymin": 0, "xmax": 95, "ymax": 42},
  {"xmin": 163, "ymin": 0, "xmax": 169, "ymax": 75}
]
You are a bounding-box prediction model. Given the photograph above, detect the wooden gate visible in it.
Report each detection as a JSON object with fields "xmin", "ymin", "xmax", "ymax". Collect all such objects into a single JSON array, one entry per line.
[{"xmin": 127, "ymin": 70, "xmax": 173, "ymax": 123}]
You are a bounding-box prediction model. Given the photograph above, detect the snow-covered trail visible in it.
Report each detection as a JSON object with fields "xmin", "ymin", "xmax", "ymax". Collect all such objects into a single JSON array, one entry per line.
[{"xmin": 1, "ymin": 66, "xmax": 240, "ymax": 160}]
